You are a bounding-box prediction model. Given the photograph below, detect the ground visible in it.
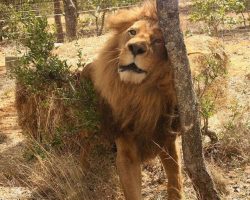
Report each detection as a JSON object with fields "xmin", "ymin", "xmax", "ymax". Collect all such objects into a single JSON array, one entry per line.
[
  {"xmin": 0, "ymin": 63, "xmax": 31, "ymax": 199},
  {"xmin": 0, "ymin": 6, "xmax": 250, "ymax": 200}
]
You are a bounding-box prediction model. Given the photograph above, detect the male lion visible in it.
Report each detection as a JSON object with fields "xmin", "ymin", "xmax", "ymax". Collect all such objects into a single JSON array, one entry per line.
[{"xmin": 89, "ymin": 1, "xmax": 183, "ymax": 199}]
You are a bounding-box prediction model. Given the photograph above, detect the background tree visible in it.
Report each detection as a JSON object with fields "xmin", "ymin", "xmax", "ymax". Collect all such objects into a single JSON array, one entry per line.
[
  {"xmin": 54, "ymin": 0, "xmax": 64, "ymax": 43},
  {"xmin": 81, "ymin": 0, "xmax": 140, "ymax": 36},
  {"xmin": 63, "ymin": 0, "xmax": 78, "ymax": 40},
  {"xmin": 156, "ymin": 0, "xmax": 221, "ymax": 199},
  {"xmin": 82, "ymin": 0, "xmax": 115, "ymax": 36}
]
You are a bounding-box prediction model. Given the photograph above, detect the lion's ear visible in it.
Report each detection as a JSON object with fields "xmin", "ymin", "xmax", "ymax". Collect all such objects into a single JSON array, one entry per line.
[{"xmin": 107, "ymin": 9, "xmax": 139, "ymax": 32}]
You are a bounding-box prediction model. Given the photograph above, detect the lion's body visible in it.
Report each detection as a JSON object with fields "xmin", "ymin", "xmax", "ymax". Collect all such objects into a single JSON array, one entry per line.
[{"xmin": 90, "ymin": 1, "xmax": 183, "ymax": 199}]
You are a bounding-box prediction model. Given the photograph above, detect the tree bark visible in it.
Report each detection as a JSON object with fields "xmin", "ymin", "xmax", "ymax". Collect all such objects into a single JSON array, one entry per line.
[
  {"xmin": 156, "ymin": 1, "xmax": 221, "ymax": 200},
  {"xmin": 54, "ymin": 0, "xmax": 64, "ymax": 43},
  {"xmin": 63, "ymin": 0, "xmax": 78, "ymax": 41}
]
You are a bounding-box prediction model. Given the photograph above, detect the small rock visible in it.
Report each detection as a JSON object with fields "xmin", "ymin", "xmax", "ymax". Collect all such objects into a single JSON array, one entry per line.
[{"xmin": 244, "ymin": 166, "xmax": 250, "ymax": 174}]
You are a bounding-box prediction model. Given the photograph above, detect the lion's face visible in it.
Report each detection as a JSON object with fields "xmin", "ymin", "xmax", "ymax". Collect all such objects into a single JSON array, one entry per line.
[{"xmin": 117, "ymin": 20, "xmax": 168, "ymax": 84}]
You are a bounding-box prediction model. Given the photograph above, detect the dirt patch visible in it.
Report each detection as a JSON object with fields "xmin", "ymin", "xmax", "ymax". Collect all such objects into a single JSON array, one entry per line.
[{"xmin": 0, "ymin": 65, "xmax": 31, "ymax": 198}]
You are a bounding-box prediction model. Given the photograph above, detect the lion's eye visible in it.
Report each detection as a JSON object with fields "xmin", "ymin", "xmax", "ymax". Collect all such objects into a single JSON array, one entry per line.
[
  {"xmin": 153, "ymin": 38, "xmax": 163, "ymax": 44},
  {"xmin": 128, "ymin": 29, "xmax": 137, "ymax": 36}
]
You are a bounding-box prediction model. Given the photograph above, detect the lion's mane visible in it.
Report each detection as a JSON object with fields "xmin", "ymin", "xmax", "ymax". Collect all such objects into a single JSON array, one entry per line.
[{"xmin": 91, "ymin": 1, "xmax": 178, "ymax": 159}]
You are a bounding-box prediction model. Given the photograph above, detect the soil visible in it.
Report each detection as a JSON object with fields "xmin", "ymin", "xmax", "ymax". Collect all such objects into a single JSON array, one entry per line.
[{"xmin": 0, "ymin": 63, "xmax": 31, "ymax": 199}]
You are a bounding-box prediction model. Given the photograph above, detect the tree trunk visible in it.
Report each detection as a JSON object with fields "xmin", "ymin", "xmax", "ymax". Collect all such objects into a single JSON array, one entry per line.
[
  {"xmin": 54, "ymin": 0, "xmax": 64, "ymax": 43},
  {"xmin": 63, "ymin": 0, "xmax": 78, "ymax": 41},
  {"xmin": 156, "ymin": 1, "xmax": 221, "ymax": 200}
]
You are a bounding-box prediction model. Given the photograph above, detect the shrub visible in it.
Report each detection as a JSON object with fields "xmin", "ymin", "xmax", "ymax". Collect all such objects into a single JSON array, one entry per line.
[
  {"xmin": 204, "ymin": 102, "xmax": 250, "ymax": 167},
  {"xmin": 190, "ymin": 0, "xmax": 229, "ymax": 35},
  {"xmin": 12, "ymin": 15, "xmax": 69, "ymax": 92},
  {"xmin": 11, "ymin": 14, "xmax": 100, "ymax": 151},
  {"xmin": 192, "ymin": 42, "xmax": 228, "ymax": 142},
  {"xmin": 190, "ymin": 0, "xmax": 249, "ymax": 35},
  {"xmin": 226, "ymin": 0, "xmax": 249, "ymax": 27},
  {"xmin": 0, "ymin": 3, "xmax": 20, "ymax": 41}
]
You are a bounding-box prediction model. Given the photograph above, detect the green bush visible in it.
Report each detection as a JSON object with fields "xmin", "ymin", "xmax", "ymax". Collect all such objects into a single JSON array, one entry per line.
[
  {"xmin": 0, "ymin": 3, "xmax": 20, "ymax": 41},
  {"xmin": 12, "ymin": 14, "xmax": 100, "ymax": 149},
  {"xmin": 12, "ymin": 15, "xmax": 69, "ymax": 92},
  {"xmin": 190, "ymin": 0, "xmax": 249, "ymax": 35},
  {"xmin": 226, "ymin": 0, "xmax": 249, "ymax": 26},
  {"xmin": 193, "ymin": 45, "xmax": 228, "ymax": 142},
  {"xmin": 190, "ymin": 0, "xmax": 228, "ymax": 35}
]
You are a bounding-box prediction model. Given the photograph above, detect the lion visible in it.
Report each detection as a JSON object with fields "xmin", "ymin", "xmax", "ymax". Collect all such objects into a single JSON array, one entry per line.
[{"xmin": 87, "ymin": 1, "xmax": 183, "ymax": 199}]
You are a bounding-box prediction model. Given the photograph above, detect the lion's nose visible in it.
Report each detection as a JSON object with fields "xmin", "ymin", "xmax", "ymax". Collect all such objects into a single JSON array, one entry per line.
[{"xmin": 128, "ymin": 43, "xmax": 146, "ymax": 56}]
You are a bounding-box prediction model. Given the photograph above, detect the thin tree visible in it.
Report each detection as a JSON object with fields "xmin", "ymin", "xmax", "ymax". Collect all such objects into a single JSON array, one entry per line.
[
  {"xmin": 90, "ymin": 8, "xmax": 107, "ymax": 36},
  {"xmin": 156, "ymin": 0, "xmax": 221, "ymax": 199},
  {"xmin": 63, "ymin": 0, "xmax": 78, "ymax": 40},
  {"xmin": 54, "ymin": 0, "xmax": 64, "ymax": 43}
]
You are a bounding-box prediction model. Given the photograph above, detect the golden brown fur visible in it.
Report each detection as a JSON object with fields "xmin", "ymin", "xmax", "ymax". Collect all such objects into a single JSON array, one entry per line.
[{"xmin": 90, "ymin": 1, "xmax": 183, "ymax": 199}]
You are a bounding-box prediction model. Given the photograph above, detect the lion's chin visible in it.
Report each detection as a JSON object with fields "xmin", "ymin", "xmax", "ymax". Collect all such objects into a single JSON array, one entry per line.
[{"xmin": 118, "ymin": 71, "xmax": 147, "ymax": 84}]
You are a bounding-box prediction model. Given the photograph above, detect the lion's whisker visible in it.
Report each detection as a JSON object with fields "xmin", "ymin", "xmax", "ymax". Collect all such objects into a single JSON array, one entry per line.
[
  {"xmin": 107, "ymin": 57, "xmax": 119, "ymax": 64},
  {"xmin": 101, "ymin": 48, "xmax": 121, "ymax": 53}
]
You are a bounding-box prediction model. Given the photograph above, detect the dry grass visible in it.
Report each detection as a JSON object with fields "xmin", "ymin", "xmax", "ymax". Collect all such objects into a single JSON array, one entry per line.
[
  {"xmin": 204, "ymin": 104, "xmax": 250, "ymax": 167},
  {"xmin": 0, "ymin": 144, "xmax": 88, "ymax": 199},
  {"xmin": 15, "ymin": 78, "xmax": 97, "ymax": 153},
  {"xmin": 207, "ymin": 162, "xmax": 229, "ymax": 196},
  {"xmin": 15, "ymin": 83, "xmax": 38, "ymax": 139},
  {"xmin": 0, "ymin": 137, "xmax": 120, "ymax": 200},
  {"xmin": 26, "ymin": 150, "xmax": 89, "ymax": 199}
]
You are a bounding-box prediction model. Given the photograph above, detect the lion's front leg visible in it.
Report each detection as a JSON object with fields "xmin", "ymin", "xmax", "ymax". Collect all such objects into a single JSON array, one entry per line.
[
  {"xmin": 115, "ymin": 136, "xmax": 142, "ymax": 200},
  {"xmin": 159, "ymin": 136, "xmax": 183, "ymax": 200}
]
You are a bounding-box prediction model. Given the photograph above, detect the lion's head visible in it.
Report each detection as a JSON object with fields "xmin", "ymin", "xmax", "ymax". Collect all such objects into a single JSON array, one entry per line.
[{"xmin": 105, "ymin": 1, "xmax": 169, "ymax": 84}]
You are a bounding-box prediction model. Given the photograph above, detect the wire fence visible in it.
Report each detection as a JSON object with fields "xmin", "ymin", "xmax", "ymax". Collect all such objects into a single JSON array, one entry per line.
[
  {"xmin": 2, "ymin": 0, "xmax": 248, "ymax": 66},
  {"xmin": 0, "ymin": 0, "xmax": 142, "ymax": 67},
  {"xmin": 0, "ymin": 0, "xmax": 140, "ymax": 40}
]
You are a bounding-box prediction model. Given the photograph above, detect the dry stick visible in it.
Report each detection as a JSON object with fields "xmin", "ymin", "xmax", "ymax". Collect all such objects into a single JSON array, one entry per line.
[{"xmin": 156, "ymin": 1, "xmax": 221, "ymax": 200}]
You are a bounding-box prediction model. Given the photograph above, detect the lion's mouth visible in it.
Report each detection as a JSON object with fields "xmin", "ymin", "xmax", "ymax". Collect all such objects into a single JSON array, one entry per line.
[{"xmin": 118, "ymin": 63, "xmax": 147, "ymax": 74}]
